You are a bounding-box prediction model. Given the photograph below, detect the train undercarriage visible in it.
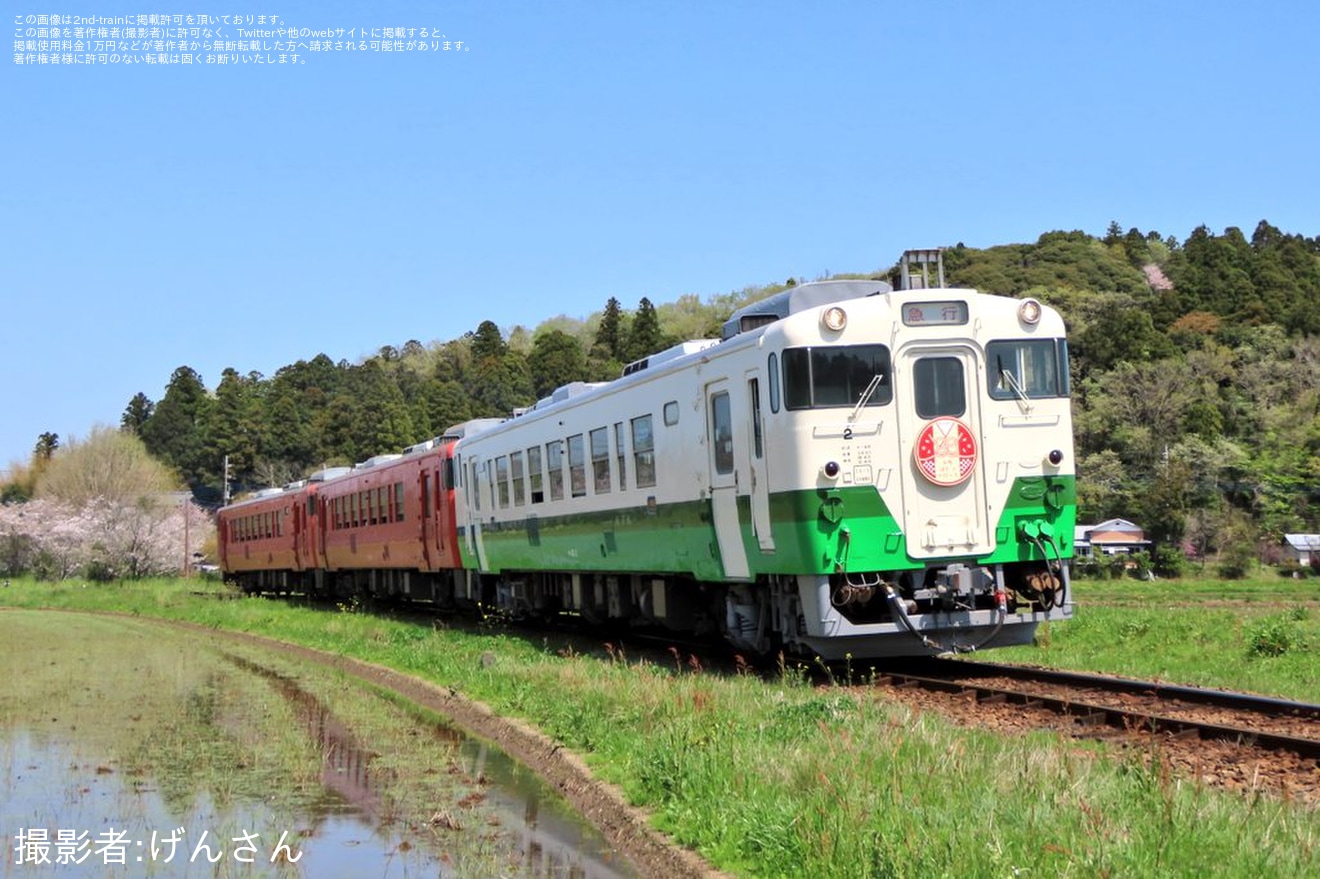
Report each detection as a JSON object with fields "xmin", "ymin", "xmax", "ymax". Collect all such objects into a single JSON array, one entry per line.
[{"xmin": 229, "ymin": 556, "xmax": 1070, "ymax": 660}]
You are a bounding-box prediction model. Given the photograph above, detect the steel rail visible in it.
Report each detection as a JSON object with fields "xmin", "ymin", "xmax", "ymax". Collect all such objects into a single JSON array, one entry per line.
[
  {"xmin": 922, "ymin": 658, "xmax": 1320, "ymax": 720},
  {"xmin": 874, "ymin": 663, "xmax": 1320, "ymax": 761}
]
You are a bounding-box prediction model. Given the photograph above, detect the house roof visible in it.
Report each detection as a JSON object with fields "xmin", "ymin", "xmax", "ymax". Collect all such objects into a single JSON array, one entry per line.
[
  {"xmin": 1091, "ymin": 518, "xmax": 1143, "ymax": 533},
  {"xmin": 1284, "ymin": 534, "xmax": 1320, "ymax": 550}
]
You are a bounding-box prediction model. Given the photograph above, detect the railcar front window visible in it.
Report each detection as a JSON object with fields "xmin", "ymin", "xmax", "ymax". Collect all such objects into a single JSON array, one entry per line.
[
  {"xmin": 783, "ymin": 345, "xmax": 892, "ymax": 410},
  {"xmin": 987, "ymin": 339, "xmax": 1065, "ymax": 400},
  {"xmin": 914, "ymin": 357, "xmax": 966, "ymax": 418}
]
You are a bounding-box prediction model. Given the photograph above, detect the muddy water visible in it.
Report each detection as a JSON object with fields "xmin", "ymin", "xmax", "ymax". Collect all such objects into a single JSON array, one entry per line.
[{"xmin": 0, "ymin": 611, "xmax": 638, "ymax": 878}]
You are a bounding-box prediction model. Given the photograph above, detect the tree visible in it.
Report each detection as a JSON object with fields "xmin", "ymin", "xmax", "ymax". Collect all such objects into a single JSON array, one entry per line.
[
  {"xmin": 205, "ymin": 368, "xmax": 265, "ymax": 488},
  {"xmin": 470, "ymin": 320, "xmax": 508, "ymax": 363},
  {"xmin": 527, "ymin": 329, "xmax": 589, "ymax": 398},
  {"xmin": 625, "ymin": 296, "xmax": 667, "ymax": 362},
  {"xmin": 33, "ymin": 432, "xmax": 59, "ymax": 462},
  {"xmin": 590, "ymin": 297, "xmax": 626, "ymax": 363},
  {"xmin": 350, "ymin": 360, "xmax": 417, "ymax": 455},
  {"xmin": 120, "ymin": 393, "xmax": 155, "ymax": 435},
  {"xmin": 139, "ymin": 366, "xmax": 213, "ymax": 488},
  {"xmin": 31, "ymin": 432, "xmax": 59, "ymax": 485},
  {"xmin": 36, "ymin": 426, "xmax": 181, "ymax": 507}
]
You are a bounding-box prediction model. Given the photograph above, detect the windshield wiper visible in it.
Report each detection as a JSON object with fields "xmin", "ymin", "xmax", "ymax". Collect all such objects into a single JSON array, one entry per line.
[
  {"xmin": 849, "ymin": 374, "xmax": 885, "ymax": 422},
  {"xmin": 997, "ymin": 356, "xmax": 1033, "ymax": 413}
]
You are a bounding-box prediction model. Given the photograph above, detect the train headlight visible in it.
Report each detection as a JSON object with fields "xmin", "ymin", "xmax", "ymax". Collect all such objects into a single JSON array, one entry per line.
[
  {"xmin": 1018, "ymin": 298, "xmax": 1042, "ymax": 326},
  {"xmin": 1048, "ymin": 449, "xmax": 1064, "ymax": 466},
  {"xmin": 823, "ymin": 461, "xmax": 841, "ymax": 479},
  {"xmin": 822, "ymin": 306, "xmax": 848, "ymax": 332}
]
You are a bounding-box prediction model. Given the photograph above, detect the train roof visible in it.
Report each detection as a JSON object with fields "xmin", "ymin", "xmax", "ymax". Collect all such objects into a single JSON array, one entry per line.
[
  {"xmin": 721, "ymin": 279, "xmax": 893, "ymax": 341},
  {"xmin": 440, "ymin": 417, "xmax": 506, "ymax": 441}
]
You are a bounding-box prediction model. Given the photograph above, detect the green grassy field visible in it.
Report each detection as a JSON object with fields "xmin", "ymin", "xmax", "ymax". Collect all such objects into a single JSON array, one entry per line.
[
  {"xmin": 2, "ymin": 576, "xmax": 1316, "ymax": 878},
  {"xmin": 993, "ymin": 576, "xmax": 1320, "ymax": 702}
]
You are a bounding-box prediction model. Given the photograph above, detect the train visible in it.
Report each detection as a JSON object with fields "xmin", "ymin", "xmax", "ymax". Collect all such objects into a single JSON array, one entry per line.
[{"xmin": 218, "ymin": 250, "xmax": 1076, "ymax": 658}]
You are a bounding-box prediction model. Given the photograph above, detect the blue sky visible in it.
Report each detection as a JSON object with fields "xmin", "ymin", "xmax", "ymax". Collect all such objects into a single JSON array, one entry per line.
[{"xmin": 4, "ymin": 1, "xmax": 1318, "ymax": 475}]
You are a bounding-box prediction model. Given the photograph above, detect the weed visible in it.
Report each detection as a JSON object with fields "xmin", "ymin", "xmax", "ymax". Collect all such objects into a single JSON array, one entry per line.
[{"xmin": 1247, "ymin": 617, "xmax": 1300, "ymax": 658}]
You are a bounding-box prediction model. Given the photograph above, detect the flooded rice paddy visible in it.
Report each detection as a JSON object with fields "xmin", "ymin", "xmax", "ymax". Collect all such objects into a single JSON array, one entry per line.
[{"xmin": 0, "ymin": 610, "xmax": 637, "ymax": 878}]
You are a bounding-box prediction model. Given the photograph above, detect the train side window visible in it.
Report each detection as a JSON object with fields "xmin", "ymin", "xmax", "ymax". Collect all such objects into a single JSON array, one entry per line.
[
  {"xmin": 614, "ymin": 422, "xmax": 627, "ymax": 491},
  {"xmin": 511, "ymin": 451, "xmax": 526, "ymax": 507},
  {"xmin": 987, "ymin": 339, "xmax": 1061, "ymax": 400},
  {"xmin": 443, "ymin": 456, "xmax": 456, "ymax": 490},
  {"xmin": 471, "ymin": 461, "xmax": 481, "ymax": 510},
  {"xmin": 749, "ymin": 378, "xmax": 764, "ymax": 459},
  {"xmin": 590, "ymin": 427, "xmax": 611, "ymax": 494},
  {"xmin": 527, "ymin": 446, "xmax": 544, "ymax": 503},
  {"xmin": 495, "ymin": 456, "xmax": 510, "ymax": 508},
  {"xmin": 711, "ymin": 391, "xmax": 734, "ymax": 475},
  {"xmin": 395, "ymin": 482, "xmax": 405, "ymax": 522},
  {"xmin": 546, "ymin": 441, "xmax": 564, "ymax": 501},
  {"xmin": 568, "ymin": 434, "xmax": 587, "ymax": 498},
  {"xmin": 914, "ymin": 357, "xmax": 966, "ymax": 418},
  {"xmin": 307, "ymin": 496, "xmax": 315, "ymax": 519},
  {"xmin": 663, "ymin": 401, "xmax": 679, "ymax": 426},
  {"xmin": 631, "ymin": 415, "xmax": 656, "ymax": 488},
  {"xmin": 768, "ymin": 353, "xmax": 780, "ymax": 413}
]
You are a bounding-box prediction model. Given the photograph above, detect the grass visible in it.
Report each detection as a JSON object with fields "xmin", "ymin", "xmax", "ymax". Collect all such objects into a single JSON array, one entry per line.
[
  {"xmin": 993, "ymin": 576, "xmax": 1320, "ymax": 701},
  {"xmin": 2, "ymin": 575, "xmax": 1318, "ymax": 878}
]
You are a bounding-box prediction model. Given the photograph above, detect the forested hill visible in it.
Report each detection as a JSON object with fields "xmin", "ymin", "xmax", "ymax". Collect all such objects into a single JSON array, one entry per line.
[{"xmin": 19, "ymin": 220, "xmax": 1318, "ymax": 575}]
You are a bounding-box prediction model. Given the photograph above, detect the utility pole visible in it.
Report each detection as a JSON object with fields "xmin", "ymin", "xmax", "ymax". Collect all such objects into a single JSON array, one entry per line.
[
  {"xmin": 183, "ymin": 496, "xmax": 190, "ymax": 578},
  {"xmin": 223, "ymin": 454, "xmax": 231, "ymax": 506}
]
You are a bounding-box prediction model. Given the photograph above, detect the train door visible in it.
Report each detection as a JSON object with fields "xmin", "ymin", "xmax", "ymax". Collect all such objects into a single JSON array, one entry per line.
[
  {"xmin": 419, "ymin": 467, "xmax": 434, "ymax": 570},
  {"xmin": 463, "ymin": 455, "xmax": 490, "ymax": 571},
  {"xmin": 894, "ymin": 344, "xmax": 993, "ymax": 558},
  {"xmin": 745, "ymin": 371, "xmax": 775, "ymax": 552},
  {"xmin": 706, "ymin": 380, "xmax": 751, "ymax": 578}
]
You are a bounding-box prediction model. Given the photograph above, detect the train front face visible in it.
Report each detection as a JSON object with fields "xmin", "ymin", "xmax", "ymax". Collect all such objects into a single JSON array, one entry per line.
[{"xmin": 766, "ymin": 288, "xmax": 1075, "ymax": 658}]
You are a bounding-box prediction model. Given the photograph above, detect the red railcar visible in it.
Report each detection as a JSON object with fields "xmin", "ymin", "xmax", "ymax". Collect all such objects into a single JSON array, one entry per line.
[
  {"xmin": 216, "ymin": 485, "xmax": 306, "ymax": 593},
  {"xmin": 220, "ymin": 427, "xmax": 476, "ymax": 604},
  {"xmin": 309, "ymin": 438, "xmax": 467, "ymax": 601}
]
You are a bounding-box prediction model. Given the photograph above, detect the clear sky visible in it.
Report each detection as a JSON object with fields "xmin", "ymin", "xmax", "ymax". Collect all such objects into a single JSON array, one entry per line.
[{"xmin": 4, "ymin": 1, "xmax": 1318, "ymax": 475}]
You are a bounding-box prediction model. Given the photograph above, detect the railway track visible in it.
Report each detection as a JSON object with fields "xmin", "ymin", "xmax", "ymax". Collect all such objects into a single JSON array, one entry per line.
[{"xmin": 877, "ymin": 658, "xmax": 1320, "ymax": 761}]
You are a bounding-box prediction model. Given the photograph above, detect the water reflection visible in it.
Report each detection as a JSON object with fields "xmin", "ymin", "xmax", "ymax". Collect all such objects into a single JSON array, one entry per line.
[
  {"xmin": 224, "ymin": 653, "xmax": 636, "ymax": 879},
  {"xmin": 0, "ymin": 612, "xmax": 637, "ymax": 879}
]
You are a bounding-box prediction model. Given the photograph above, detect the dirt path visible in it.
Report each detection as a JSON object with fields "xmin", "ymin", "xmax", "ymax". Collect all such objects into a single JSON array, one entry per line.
[{"xmin": 162, "ymin": 619, "xmax": 730, "ymax": 879}]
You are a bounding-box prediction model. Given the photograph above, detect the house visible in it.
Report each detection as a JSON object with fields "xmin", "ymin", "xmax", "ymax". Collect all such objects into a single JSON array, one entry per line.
[
  {"xmin": 1074, "ymin": 518, "xmax": 1152, "ymax": 557},
  {"xmin": 1283, "ymin": 534, "xmax": 1320, "ymax": 565}
]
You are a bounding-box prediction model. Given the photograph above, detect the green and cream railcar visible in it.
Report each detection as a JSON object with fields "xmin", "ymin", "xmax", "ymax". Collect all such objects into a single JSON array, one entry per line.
[{"xmin": 453, "ymin": 270, "xmax": 1075, "ymax": 658}]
